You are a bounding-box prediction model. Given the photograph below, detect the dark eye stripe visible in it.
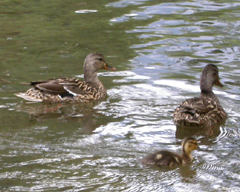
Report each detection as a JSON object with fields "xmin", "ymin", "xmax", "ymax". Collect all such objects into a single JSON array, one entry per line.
[{"xmin": 189, "ymin": 141, "xmax": 197, "ymax": 145}]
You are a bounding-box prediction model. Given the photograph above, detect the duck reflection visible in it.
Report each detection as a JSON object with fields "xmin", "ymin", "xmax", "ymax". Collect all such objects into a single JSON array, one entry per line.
[
  {"xmin": 15, "ymin": 101, "xmax": 109, "ymax": 134},
  {"xmin": 175, "ymin": 123, "xmax": 222, "ymax": 139},
  {"xmin": 178, "ymin": 164, "xmax": 197, "ymax": 179}
]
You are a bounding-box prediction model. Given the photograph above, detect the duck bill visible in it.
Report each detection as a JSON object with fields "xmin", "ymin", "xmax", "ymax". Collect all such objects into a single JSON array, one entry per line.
[
  {"xmin": 104, "ymin": 63, "xmax": 116, "ymax": 71},
  {"xmin": 215, "ymin": 79, "xmax": 223, "ymax": 87}
]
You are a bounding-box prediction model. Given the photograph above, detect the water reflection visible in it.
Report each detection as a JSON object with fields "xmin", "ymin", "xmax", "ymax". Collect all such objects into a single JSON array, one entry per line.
[
  {"xmin": 1, "ymin": 0, "xmax": 240, "ymax": 191},
  {"xmin": 15, "ymin": 101, "xmax": 110, "ymax": 134},
  {"xmin": 175, "ymin": 124, "xmax": 222, "ymax": 139}
]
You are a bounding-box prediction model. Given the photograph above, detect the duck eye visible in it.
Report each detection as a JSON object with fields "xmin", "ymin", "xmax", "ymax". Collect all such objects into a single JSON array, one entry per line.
[{"xmin": 98, "ymin": 58, "xmax": 103, "ymax": 61}]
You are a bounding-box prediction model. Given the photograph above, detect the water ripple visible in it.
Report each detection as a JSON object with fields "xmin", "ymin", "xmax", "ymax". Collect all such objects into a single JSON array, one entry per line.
[{"xmin": 1, "ymin": 0, "xmax": 240, "ymax": 191}]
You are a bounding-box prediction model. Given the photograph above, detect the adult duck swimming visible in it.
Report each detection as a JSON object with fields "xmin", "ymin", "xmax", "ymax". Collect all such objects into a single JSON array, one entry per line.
[
  {"xmin": 15, "ymin": 52, "xmax": 116, "ymax": 103},
  {"xmin": 173, "ymin": 64, "xmax": 227, "ymax": 127}
]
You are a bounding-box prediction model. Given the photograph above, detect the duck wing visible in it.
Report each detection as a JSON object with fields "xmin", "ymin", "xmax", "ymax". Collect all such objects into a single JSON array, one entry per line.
[
  {"xmin": 173, "ymin": 96, "xmax": 225, "ymax": 127},
  {"xmin": 31, "ymin": 78, "xmax": 85, "ymax": 97},
  {"xmin": 34, "ymin": 83, "xmax": 69, "ymax": 95},
  {"xmin": 141, "ymin": 151, "xmax": 182, "ymax": 167},
  {"xmin": 179, "ymin": 97, "xmax": 215, "ymax": 115}
]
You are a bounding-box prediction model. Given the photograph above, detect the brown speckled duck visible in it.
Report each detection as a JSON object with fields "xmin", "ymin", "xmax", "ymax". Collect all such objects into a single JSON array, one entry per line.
[
  {"xmin": 173, "ymin": 64, "xmax": 227, "ymax": 127},
  {"xmin": 141, "ymin": 137, "xmax": 198, "ymax": 167},
  {"xmin": 15, "ymin": 53, "xmax": 116, "ymax": 102}
]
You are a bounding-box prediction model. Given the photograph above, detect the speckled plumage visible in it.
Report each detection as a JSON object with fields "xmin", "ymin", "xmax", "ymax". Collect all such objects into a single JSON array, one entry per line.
[
  {"xmin": 141, "ymin": 137, "xmax": 198, "ymax": 167},
  {"xmin": 173, "ymin": 64, "xmax": 227, "ymax": 127},
  {"xmin": 15, "ymin": 53, "xmax": 116, "ymax": 103}
]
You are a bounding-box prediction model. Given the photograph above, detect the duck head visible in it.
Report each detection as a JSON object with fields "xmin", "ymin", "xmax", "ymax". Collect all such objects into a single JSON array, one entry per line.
[
  {"xmin": 182, "ymin": 137, "xmax": 199, "ymax": 155},
  {"xmin": 84, "ymin": 52, "xmax": 116, "ymax": 83},
  {"xmin": 200, "ymin": 64, "xmax": 223, "ymax": 93}
]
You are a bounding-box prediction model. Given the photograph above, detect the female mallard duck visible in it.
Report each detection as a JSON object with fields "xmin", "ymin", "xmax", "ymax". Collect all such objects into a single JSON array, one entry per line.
[
  {"xmin": 141, "ymin": 137, "xmax": 198, "ymax": 167},
  {"xmin": 173, "ymin": 64, "xmax": 227, "ymax": 127},
  {"xmin": 15, "ymin": 52, "xmax": 116, "ymax": 102}
]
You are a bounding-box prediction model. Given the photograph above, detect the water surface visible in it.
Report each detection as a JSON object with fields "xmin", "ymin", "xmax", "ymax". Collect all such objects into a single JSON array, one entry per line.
[{"xmin": 1, "ymin": 0, "xmax": 240, "ymax": 191}]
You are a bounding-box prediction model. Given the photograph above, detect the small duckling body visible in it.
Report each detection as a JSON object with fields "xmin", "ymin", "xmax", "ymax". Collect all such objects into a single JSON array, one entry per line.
[
  {"xmin": 173, "ymin": 64, "xmax": 227, "ymax": 127},
  {"xmin": 15, "ymin": 53, "xmax": 116, "ymax": 103},
  {"xmin": 141, "ymin": 137, "xmax": 198, "ymax": 167}
]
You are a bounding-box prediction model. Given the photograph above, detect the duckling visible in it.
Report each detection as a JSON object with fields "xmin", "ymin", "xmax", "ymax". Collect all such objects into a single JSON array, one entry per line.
[
  {"xmin": 15, "ymin": 52, "xmax": 116, "ymax": 103},
  {"xmin": 173, "ymin": 64, "xmax": 227, "ymax": 127},
  {"xmin": 141, "ymin": 137, "xmax": 198, "ymax": 167}
]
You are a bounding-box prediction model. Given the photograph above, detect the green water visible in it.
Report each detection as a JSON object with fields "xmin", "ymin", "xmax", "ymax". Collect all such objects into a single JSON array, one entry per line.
[{"xmin": 1, "ymin": 0, "xmax": 240, "ymax": 191}]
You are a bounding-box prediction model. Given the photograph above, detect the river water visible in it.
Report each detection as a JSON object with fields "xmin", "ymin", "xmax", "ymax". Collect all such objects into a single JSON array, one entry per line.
[{"xmin": 1, "ymin": 0, "xmax": 240, "ymax": 191}]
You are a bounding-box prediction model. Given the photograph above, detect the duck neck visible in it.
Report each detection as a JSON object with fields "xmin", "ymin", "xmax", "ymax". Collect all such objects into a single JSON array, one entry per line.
[
  {"xmin": 84, "ymin": 69, "xmax": 102, "ymax": 86},
  {"xmin": 182, "ymin": 153, "xmax": 193, "ymax": 164},
  {"xmin": 200, "ymin": 75, "xmax": 218, "ymax": 100},
  {"xmin": 182, "ymin": 147, "xmax": 193, "ymax": 162},
  {"xmin": 200, "ymin": 81, "xmax": 221, "ymax": 106},
  {"xmin": 200, "ymin": 76, "xmax": 213, "ymax": 93},
  {"xmin": 183, "ymin": 142, "xmax": 193, "ymax": 156},
  {"xmin": 201, "ymin": 90, "xmax": 215, "ymax": 98}
]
